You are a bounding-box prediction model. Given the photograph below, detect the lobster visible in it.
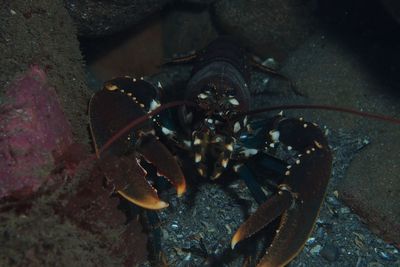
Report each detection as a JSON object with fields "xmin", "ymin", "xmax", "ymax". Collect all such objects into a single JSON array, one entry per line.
[{"xmin": 89, "ymin": 37, "xmax": 332, "ymax": 266}]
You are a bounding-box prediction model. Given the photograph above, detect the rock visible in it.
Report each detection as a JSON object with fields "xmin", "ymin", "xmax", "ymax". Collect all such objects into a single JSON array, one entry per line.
[
  {"xmin": 340, "ymin": 141, "xmax": 400, "ymax": 246},
  {"xmin": 0, "ymin": 0, "xmax": 91, "ymax": 142},
  {"xmin": 0, "ymin": 1, "xmax": 146, "ymax": 266},
  {"xmin": 0, "ymin": 66, "xmax": 73, "ymax": 199},
  {"xmin": 310, "ymin": 244, "xmax": 323, "ymax": 255},
  {"xmin": 320, "ymin": 244, "xmax": 340, "ymax": 262},
  {"xmin": 64, "ymin": 0, "xmax": 172, "ymax": 36},
  {"xmin": 265, "ymin": 31, "xmax": 400, "ymax": 246},
  {"xmin": 212, "ymin": 0, "xmax": 316, "ymax": 61},
  {"xmin": 376, "ymin": 249, "xmax": 396, "ymax": 261},
  {"xmin": 380, "ymin": 0, "xmax": 400, "ymax": 24},
  {"xmin": 62, "ymin": 166, "xmax": 148, "ymax": 266},
  {"xmin": 0, "ymin": 206, "xmax": 124, "ymax": 266},
  {"xmin": 162, "ymin": 7, "xmax": 218, "ymax": 59},
  {"xmin": 88, "ymin": 18, "xmax": 164, "ymax": 79}
]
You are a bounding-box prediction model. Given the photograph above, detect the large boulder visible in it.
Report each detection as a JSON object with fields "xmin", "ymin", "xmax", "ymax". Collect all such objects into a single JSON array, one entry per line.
[
  {"xmin": 0, "ymin": 66, "xmax": 73, "ymax": 199},
  {"xmin": 212, "ymin": 0, "xmax": 316, "ymax": 60}
]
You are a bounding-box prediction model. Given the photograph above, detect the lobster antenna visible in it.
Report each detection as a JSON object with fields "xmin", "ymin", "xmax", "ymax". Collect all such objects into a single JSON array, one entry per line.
[
  {"xmin": 241, "ymin": 104, "xmax": 400, "ymax": 125},
  {"xmin": 97, "ymin": 100, "xmax": 198, "ymax": 157}
]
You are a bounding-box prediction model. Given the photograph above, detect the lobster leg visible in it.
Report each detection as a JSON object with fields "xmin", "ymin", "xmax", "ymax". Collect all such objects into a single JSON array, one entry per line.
[
  {"xmin": 163, "ymin": 53, "xmax": 198, "ymax": 65},
  {"xmin": 231, "ymin": 118, "xmax": 332, "ymax": 267},
  {"xmin": 250, "ymin": 58, "xmax": 290, "ymax": 82},
  {"xmin": 236, "ymin": 164, "xmax": 267, "ymax": 204},
  {"xmin": 250, "ymin": 58, "xmax": 301, "ymax": 96}
]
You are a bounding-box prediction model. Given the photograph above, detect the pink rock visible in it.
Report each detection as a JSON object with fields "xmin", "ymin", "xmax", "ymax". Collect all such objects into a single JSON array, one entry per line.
[{"xmin": 0, "ymin": 66, "xmax": 74, "ymax": 199}]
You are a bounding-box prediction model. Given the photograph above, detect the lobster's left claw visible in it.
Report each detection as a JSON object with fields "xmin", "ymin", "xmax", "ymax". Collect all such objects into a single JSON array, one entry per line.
[
  {"xmin": 232, "ymin": 118, "xmax": 332, "ymax": 267},
  {"xmin": 97, "ymin": 135, "xmax": 187, "ymax": 209},
  {"xmin": 89, "ymin": 78, "xmax": 186, "ymax": 207},
  {"xmin": 100, "ymin": 154, "xmax": 169, "ymax": 210}
]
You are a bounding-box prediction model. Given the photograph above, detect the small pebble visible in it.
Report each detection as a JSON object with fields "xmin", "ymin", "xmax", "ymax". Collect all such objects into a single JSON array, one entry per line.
[
  {"xmin": 183, "ymin": 253, "xmax": 191, "ymax": 261},
  {"xmin": 162, "ymin": 229, "xmax": 169, "ymax": 239},
  {"xmin": 339, "ymin": 207, "xmax": 351, "ymax": 214},
  {"xmin": 310, "ymin": 244, "xmax": 322, "ymax": 255},
  {"xmin": 315, "ymin": 226, "xmax": 326, "ymax": 238},
  {"xmin": 262, "ymin": 77, "xmax": 270, "ymax": 85},
  {"xmin": 306, "ymin": 237, "xmax": 316, "ymax": 245},
  {"xmin": 320, "ymin": 244, "xmax": 340, "ymax": 262},
  {"xmin": 326, "ymin": 196, "xmax": 340, "ymax": 206},
  {"xmin": 333, "ymin": 190, "xmax": 339, "ymax": 198},
  {"xmin": 378, "ymin": 250, "xmax": 395, "ymax": 261}
]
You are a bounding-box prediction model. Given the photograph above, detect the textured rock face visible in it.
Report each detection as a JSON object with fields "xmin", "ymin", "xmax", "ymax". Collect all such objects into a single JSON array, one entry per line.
[
  {"xmin": 162, "ymin": 8, "xmax": 218, "ymax": 59},
  {"xmin": 381, "ymin": 0, "xmax": 400, "ymax": 24},
  {"xmin": 64, "ymin": 0, "xmax": 172, "ymax": 36},
  {"xmin": 266, "ymin": 31, "xmax": 400, "ymax": 246},
  {"xmin": 212, "ymin": 0, "xmax": 316, "ymax": 60},
  {"xmin": 0, "ymin": 66, "xmax": 73, "ymax": 199},
  {"xmin": 65, "ymin": 0, "xmax": 217, "ymax": 37},
  {"xmin": 340, "ymin": 140, "xmax": 400, "ymax": 246},
  {"xmin": 62, "ymin": 166, "xmax": 148, "ymax": 267}
]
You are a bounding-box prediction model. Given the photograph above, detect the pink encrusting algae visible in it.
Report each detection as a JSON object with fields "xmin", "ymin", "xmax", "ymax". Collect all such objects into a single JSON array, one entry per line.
[{"xmin": 0, "ymin": 65, "xmax": 73, "ymax": 199}]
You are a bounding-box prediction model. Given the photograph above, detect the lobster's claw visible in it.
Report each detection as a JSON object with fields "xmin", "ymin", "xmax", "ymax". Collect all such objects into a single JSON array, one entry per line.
[
  {"xmin": 89, "ymin": 80, "xmax": 151, "ymax": 156},
  {"xmin": 137, "ymin": 134, "xmax": 186, "ymax": 196},
  {"xmin": 89, "ymin": 78, "xmax": 186, "ymax": 209},
  {"xmin": 232, "ymin": 118, "xmax": 332, "ymax": 267},
  {"xmin": 100, "ymin": 154, "xmax": 169, "ymax": 210}
]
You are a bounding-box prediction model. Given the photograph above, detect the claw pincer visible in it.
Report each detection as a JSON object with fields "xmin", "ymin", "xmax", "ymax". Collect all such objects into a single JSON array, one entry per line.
[
  {"xmin": 231, "ymin": 118, "xmax": 332, "ymax": 267},
  {"xmin": 89, "ymin": 77, "xmax": 186, "ymax": 210}
]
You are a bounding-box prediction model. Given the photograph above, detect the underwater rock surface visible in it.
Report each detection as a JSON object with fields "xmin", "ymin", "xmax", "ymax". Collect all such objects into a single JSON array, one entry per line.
[
  {"xmin": 62, "ymin": 165, "xmax": 149, "ymax": 266},
  {"xmin": 65, "ymin": 0, "xmax": 172, "ymax": 36},
  {"xmin": 267, "ymin": 31, "xmax": 400, "ymax": 247},
  {"xmin": 65, "ymin": 0, "xmax": 217, "ymax": 37},
  {"xmin": 0, "ymin": 66, "xmax": 73, "ymax": 199},
  {"xmin": 381, "ymin": 0, "xmax": 400, "ymax": 24},
  {"xmin": 212, "ymin": 0, "xmax": 316, "ymax": 61}
]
